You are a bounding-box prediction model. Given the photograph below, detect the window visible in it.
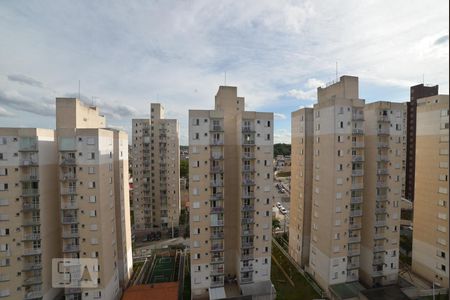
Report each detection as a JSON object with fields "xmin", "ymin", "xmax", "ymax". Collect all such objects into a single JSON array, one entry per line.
[
  {"xmin": 193, "ymin": 202, "xmax": 200, "ymax": 209},
  {"xmin": 0, "ymin": 168, "xmax": 7, "ymax": 176},
  {"xmin": 87, "ymin": 137, "xmax": 95, "ymax": 145},
  {"xmin": 88, "ymin": 181, "xmax": 96, "ymax": 189},
  {"xmin": 88, "ymin": 167, "xmax": 95, "ymax": 174},
  {"xmin": 89, "ymin": 152, "xmax": 95, "ymax": 160},
  {"xmin": 89, "ymin": 196, "xmax": 96, "ymax": 203}
]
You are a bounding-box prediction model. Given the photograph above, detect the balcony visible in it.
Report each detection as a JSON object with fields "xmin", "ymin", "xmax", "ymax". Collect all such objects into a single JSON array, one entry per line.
[
  {"xmin": 22, "ymin": 202, "xmax": 40, "ymax": 211},
  {"xmin": 20, "ymin": 159, "xmax": 38, "ymax": 166},
  {"xmin": 376, "ymin": 155, "xmax": 389, "ymax": 162},
  {"xmin": 23, "ymin": 276, "xmax": 42, "ymax": 286},
  {"xmin": 211, "ymin": 232, "xmax": 224, "ymax": 239},
  {"xmin": 62, "ymin": 231, "xmax": 79, "ymax": 239},
  {"xmin": 347, "ymin": 274, "xmax": 358, "ymax": 282},
  {"xmin": 352, "ymin": 114, "xmax": 364, "ymax": 121},
  {"xmin": 350, "ymin": 196, "xmax": 363, "ymax": 204},
  {"xmin": 62, "ymin": 217, "xmax": 78, "ymax": 224},
  {"xmin": 21, "ymin": 175, "xmax": 39, "ymax": 182},
  {"xmin": 22, "ymin": 233, "xmax": 41, "ymax": 241},
  {"xmin": 241, "ymin": 230, "xmax": 254, "ymax": 236},
  {"xmin": 23, "ymin": 248, "xmax": 42, "ymax": 256},
  {"xmin": 61, "ymin": 202, "xmax": 78, "ymax": 210},
  {"xmin": 352, "ymin": 169, "xmax": 364, "ymax": 176},
  {"xmin": 377, "ymin": 128, "xmax": 390, "ymax": 135},
  {"xmin": 22, "ymin": 189, "xmax": 39, "ymax": 196},
  {"xmin": 242, "ymin": 192, "xmax": 255, "ymax": 199},
  {"xmin": 349, "ymin": 210, "xmax": 363, "ymax": 217},
  {"xmin": 211, "ymin": 220, "xmax": 224, "ymax": 227},
  {"xmin": 211, "ymin": 153, "xmax": 224, "ymax": 160},
  {"xmin": 351, "ymin": 183, "xmax": 363, "ymax": 190},
  {"xmin": 352, "ymin": 128, "xmax": 364, "ymax": 135},
  {"xmin": 22, "ymin": 262, "xmax": 42, "ymax": 271},
  {"xmin": 242, "ymin": 127, "xmax": 255, "ymax": 133},
  {"xmin": 372, "ymin": 270, "xmax": 384, "ymax": 277},
  {"xmin": 19, "ymin": 141, "xmax": 38, "ymax": 152},
  {"xmin": 373, "ymin": 257, "xmax": 384, "ymax": 265},
  {"xmin": 242, "ymin": 152, "xmax": 255, "ymax": 159},
  {"xmin": 211, "ymin": 193, "xmax": 223, "ymax": 200},
  {"xmin": 210, "ymin": 125, "xmax": 224, "ymax": 132},
  {"xmin": 348, "ymin": 236, "xmax": 361, "ymax": 243},
  {"xmin": 377, "ymin": 115, "xmax": 390, "ymax": 122},
  {"xmin": 210, "ymin": 166, "xmax": 224, "ymax": 173},
  {"xmin": 377, "ymin": 169, "xmax": 389, "ymax": 175},
  {"xmin": 211, "ymin": 280, "xmax": 224, "ymax": 288},
  {"xmin": 241, "ymin": 265, "xmax": 253, "ymax": 272},
  {"xmin": 241, "ymin": 253, "xmax": 254, "ymax": 260},
  {"xmin": 349, "ymin": 223, "xmax": 362, "ymax": 230},
  {"xmin": 347, "ymin": 261, "xmax": 359, "ymax": 269},
  {"xmin": 60, "ymin": 173, "xmax": 77, "ymax": 181},
  {"xmin": 377, "ymin": 142, "xmax": 389, "ymax": 148},
  {"xmin": 22, "ymin": 219, "xmax": 40, "ymax": 226},
  {"xmin": 0, "ymin": 274, "xmax": 9, "ymax": 282},
  {"xmin": 211, "ymin": 139, "xmax": 224, "ymax": 146},
  {"xmin": 63, "ymin": 244, "xmax": 80, "ymax": 253},
  {"xmin": 210, "ymin": 207, "xmax": 224, "ymax": 214},
  {"xmin": 211, "ymin": 244, "xmax": 224, "ymax": 252},
  {"xmin": 211, "ymin": 267, "xmax": 225, "ymax": 276},
  {"xmin": 242, "ymin": 218, "xmax": 254, "ymax": 224},
  {"xmin": 375, "ymin": 207, "xmax": 387, "ymax": 214},
  {"xmin": 348, "ymin": 248, "xmax": 360, "ymax": 256},
  {"xmin": 242, "ymin": 179, "xmax": 255, "ymax": 186},
  {"xmin": 61, "ymin": 187, "xmax": 77, "ymax": 195},
  {"xmin": 241, "ymin": 242, "xmax": 254, "ymax": 249},
  {"xmin": 24, "ymin": 291, "xmax": 43, "ymax": 299},
  {"xmin": 351, "ymin": 142, "xmax": 364, "ymax": 148},
  {"xmin": 242, "ymin": 166, "xmax": 255, "ymax": 172},
  {"xmin": 376, "ymin": 195, "xmax": 387, "ymax": 202},
  {"xmin": 242, "ymin": 139, "xmax": 255, "ymax": 145},
  {"xmin": 241, "ymin": 277, "xmax": 253, "ymax": 284},
  {"xmin": 64, "ymin": 288, "xmax": 82, "ymax": 295},
  {"xmin": 211, "ymin": 256, "xmax": 225, "ymax": 264},
  {"xmin": 376, "ymin": 181, "xmax": 388, "ymax": 188},
  {"xmin": 352, "ymin": 155, "xmax": 364, "ymax": 162},
  {"xmin": 210, "ymin": 180, "xmax": 224, "ymax": 187},
  {"xmin": 373, "ymin": 245, "xmax": 384, "ymax": 252},
  {"xmin": 241, "ymin": 205, "xmax": 255, "ymax": 212},
  {"xmin": 374, "ymin": 233, "xmax": 385, "ymax": 240},
  {"xmin": 60, "ymin": 157, "xmax": 76, "ymax": 165},
  {"xmin": 375, "ymin": 220, "xmax": 386, "ymax": 227}
]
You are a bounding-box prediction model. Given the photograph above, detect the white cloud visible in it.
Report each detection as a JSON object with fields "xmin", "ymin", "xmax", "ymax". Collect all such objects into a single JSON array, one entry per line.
[
  {"xmin": 274, "ymin": 128, "xmax": 291, "ymax": 144},
  {"xmin": 0, "ymin": 106, "xmax": 14, "ymax": 117},
  {"xmin": 274, "ymin": 113, "xmax": 287, "ymax": 120}
]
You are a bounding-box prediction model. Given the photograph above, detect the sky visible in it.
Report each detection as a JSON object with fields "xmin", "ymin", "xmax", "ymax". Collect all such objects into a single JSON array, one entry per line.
[{"xmin": 0, "ymin": 0, "xmax": 448, "ymax": 145}]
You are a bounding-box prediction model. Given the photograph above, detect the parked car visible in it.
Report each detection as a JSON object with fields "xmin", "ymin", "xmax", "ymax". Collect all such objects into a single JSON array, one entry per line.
[
  {"xmin": 276, "ymin": 202, "xmax": 282, "ymax": 208},
  {"xmin": 280, "ymin": 208, "xmax": 288, "ymax": 215}
]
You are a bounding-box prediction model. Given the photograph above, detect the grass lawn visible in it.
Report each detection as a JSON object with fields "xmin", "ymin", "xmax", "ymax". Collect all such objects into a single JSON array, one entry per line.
[{"xmin": 271, "ymin": 244, "xmax": 321, "ymax": 300}]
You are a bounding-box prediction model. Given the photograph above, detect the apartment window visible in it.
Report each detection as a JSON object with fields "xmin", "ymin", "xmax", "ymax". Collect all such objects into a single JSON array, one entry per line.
[
  {"xmin": 0, "ymin": 183, "xmax": 8, "ymax": 191},
  {"xmin": 337, "ymin": 164, "xmax": 343, "ymax": 171},
  {"xmin": 192, "ymin": 215, "xmax": 200, "ymax": 222},
  {"xmin": 88, "ymin": 167, "xmax": 95, "ymax": 174},
  {"xmin": 0, "ymin": 153, "xmax": 4, "ymax": 160},
  {"xmin": 194, "ymin": 119, "xmax": 200, "ymax": 126},
  {"xmin": 89, "ymin": 152, "xmax": 95, "ymax": 160},
  {"xmin": 193, "ymin": 201, "xmax": 200, "ymax": 208},
  {"xmin": 337, "ymin": 136, "xmax": 342, "ymax": 142},
  {"xmin": 0, "ymin": 168, "xmax": 7, "ymax": 176},
  {"xmin": 89, "ymin": 196, "xmax": 96, "ymax": 203},
  {"xmin": 0, "ymin": 137, "xmax": 6, "ymax": 145},
  {"xmin": 194, "ymin": 133, "xmax": 200, "ymax": 140},
  {"xmin": 88, "ymin": 181, "xmax": 96, "ymax": 189},
  {"xmin": 87, "ymin": 137, "xmax": 95, "ymax": 145},
  {"xmin": 266, "ymin": 134, "xmax": 271, "ymax": 141},
  {"xmin": 90, "ymin": 210, "xmax": 97, "ymax": 217},
  {"xmin": 339, "ymin": 121, "xmax": 344, "ymax": 128},
  {"xmin": 438, "ymin": 187, "xmax": 448, "ymax": 194},
  {"xmin": 266, "ymin": 121, "xmax": 271, "ymax": 127},
  {"xmin": 437, "ymin": 213, "xmax": 447, "ymax": 220}
]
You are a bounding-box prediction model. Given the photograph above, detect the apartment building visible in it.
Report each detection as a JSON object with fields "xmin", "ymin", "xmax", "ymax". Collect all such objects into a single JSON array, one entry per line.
[
  {"xmin": 289, "ymin": 108, "xmax": 314, "ymax": 267},
  {"xmin": 0, "ymin": 128, "xmax": 60, "ymax": 300},
  {"xmin": 189, "ymin": 86, "xmax": 274, "ymax": 299},
  {"xmin": 405, "ymin": 84, "xmax": 439, "ymax": 202},
  {"xmin": 412, "ymin": 94, "xmax": 449, "ymax": 288},
  {"xmin": 131, "ymin": 103, "xmax": 180, "ymax": 236},
  {"xmin": 56, "ymin": 98, "xmax": 133, "ymax": 300},
  {"xmin": 360, "ymin": 102, "xmax": 405, "ymax": 287},
  {"xmin": 307, "ymin": 76, "xmax": 366, "ymax": 289}
]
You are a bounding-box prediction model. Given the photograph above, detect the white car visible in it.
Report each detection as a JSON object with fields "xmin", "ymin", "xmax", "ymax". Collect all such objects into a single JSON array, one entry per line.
[
  {"xmin": 280, "ymin": 208, "xmax": 288, "ymax": 215},
  {"xmin": 276, "ymin": 202, "xmax": 282, "ymax": 208}
]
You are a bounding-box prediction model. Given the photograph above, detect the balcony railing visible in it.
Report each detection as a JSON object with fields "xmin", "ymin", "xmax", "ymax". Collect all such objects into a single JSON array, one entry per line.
[
  {"xmin": 211, "ymin": 220, "xmax": 224, "ymax": 227},
  {"xmin": 376, "ymin": 181, "xmax": 388, "ymax": 188},
  {"xmin": 377, "ymin": 128, "xmax": 390, "ymax": 135},
  {"xmin": 242, "ymin": 166, "xmax": 255, "ymax": 172},
  {"xmin": 24, "ymin": 291, "xmax": 43, "ymax": 299},
  {"xmin": 211, "ymin": 244, "xmax": 224, "ymax": 252},
  {"xmin": 211, "ymin": 153, "xmax": 224, "ymax": 160},
  {"xmin": 350, "ymin": 196, "xmax": 363, "ymax": 204},
  {"xmin": 376, "ymin": 195, "xmax": 387, "ymax": 202},
  {"xmin": 352, "ymin": 114, "xmax": 364, "ymax": 121},
  {"xmin": 375, "ymin": 207, "xmax": 386, "ymax": 214},
  {"xmin": 242, "ymin": 152, "xmax": 255, "ymax": 159},
  {"xmin": 23, "ymin": 248, "xmax": 42, "ymax": 256},
  {"xmin": 211, "ymin": 232, "xmax": 224, "ymax": 239},
  {"xmin": 211, "ymin": 256, "xmax": 224, "ymax": 264},
  {"xmin": 241, "ymin": 265, "xmax": 253, "ymax": 272},
  {"xmin": 242, "ymin": 139, "xmax": 255, "ymax": 145},
  {"xmin": 375, "ymin": 220, "xmax": 386, "ymax": 227},
  {"xmin": 348, "ymin": 236, "xmax": 361, "ymax": 243},
  {"xmin": 352, "ymin": 155, "xmax": 364, "ymax": 162},
  {"xmin": 23, "ymin": 276, "xmax": 42, "ymax": 286},
  {"xmin": 211, "ymin": 139, "xmax": 224, "ymax": 146},
  {"xmin": 210, "ymin": 166, "xmax": 224, "ymax": 173},
  {"xmin": 22, "ymin": 262, "xmax": 42, "ymax": 271},
  {"xmin": 62, "ymin": 217, "xmax": 78, "ymax": 224},
  {"xmin": 19, "ymin": 141, "xmax": 38, "ymax": 152},
  {"xmin": 210, "ymin": 180, "xmax": 224, "ymax": 187},
  {"xmin": 349, "ymin": 223, "xmax": 362, "ymax": 230},
  {"xmin": 351, "ymin": 142, "xmax": 364, "ymax": 148},
  {"xmin": 347, "ymin": 261, "xmax": 359, "ymax": 269},
  {"xmin": 22, "ymin": 219, "xmax": 40, "ymax": 226},
  {"xmin": 211, "ymin": 193, "xmax": 223, "ymax": 200},
  {"xmin": 241, "ymin": 242, "xmax": 254, "ymax": 249},
  {"xmin": 210, "ymin": 125, "xmax": 224, "ymax": 132},
  {"xmin": 61, "ymin": 202, "xmax": 78, "ymax": 210},
  {"xmin": 21, "ymin": 175, "xmax": 39, "ymax": 182},
  {"xmin": 352, "ymin": 128, "xmax": 364, "ymax": 135},
  {"xmin": 60, "ymin": 157, "xmax": 76, "ymax": 165},
  {"xmin": 373, "ymin": 257, "xmax": 384, "ymax": 265},
  {"xmin": 377, "ymin": 169, "xmax": 389, "ymax": 175},
  {"xmin": 22, "ymin": 189, "xmax": 39, "ymax": 196},
  {"xmin": 63, "ymin": 244, "xmax": 80, "ymax": 252},
  {"xmin": 211, "ymin": 267, "xmax": 225, "ymax": 275},
  {"xmin": 61, "ymin": 188, "xmax": 77, "ymax": 195},
  {"xmin": 352, "ymin": 169, "xmax": 364, "ymax": 176},
  {"xmin": 242, "ymin": 218, "xmax": 254, "ymax": 224},
  {"xmin": 241, "ymin": 205, "xmax": 255, "ymax": 212},
  {"xmin": 242, "ymin": 127, "xmax": 255, "ymax": 133},
  {"xmin": 22, "ymin": 202, "xmax": 39, "ymax": 211},
  {"xmin": 211, "ymin": 280, "xmax": 224, "ymax": 287},
  {"xmin": 241, "ymin": 253, "xmax": 254, "ymax": 260},
  {"xmin": 210, "ymin": 207, "xmax": 224, "ymax": 214},
  {"xmin": 348, "ymin": 248, "xmax": 360, "ymax": 256},
  {"xmin": 22, "ymin": 233, "xmax": 41, "ymax": 241},
  {"xmin": 20, "ymin": 159, "xmax": 38, "ymax": 166},
  {"xmin": 351, "ymin": 183, "xmax": 363, "ymax": 190},
  {"xmin": 60, "ymin": 173, "xmax": 77, "ymax": 181},
  {"xmin": 377, "ymin": 115, "xmax": 389, "ymax": 122},
  {"xmin": 62, "ymin": 231, "xmax": 79, "ymax": 238},
  {"xmin": 377, "ymin": 142, "xmax": 389, "ymax": 148},
  {"xmin": 372, "ymin": 270, "xmax": 384, "ymax": 276},
  {"xmin": 349, "ymin": 210, "xmax": 363, "ymax": 217},
  {"xmin": 242, "ymin": 192, "xmax": 255, "ymax": 199},
  {"xmin": 242, "ymin": 179, "xmax": 255, "ymax": 186},
  {"xmin": 241, "ymin": 277, "xmax": 253, "ymax": 283},
  {"xmin": 241, "ymin": 230, "xmax": 254, "ymax": 236},
  {"xmin": 374, "ymin": 233, "xmax": 385, "ymax": 240}
]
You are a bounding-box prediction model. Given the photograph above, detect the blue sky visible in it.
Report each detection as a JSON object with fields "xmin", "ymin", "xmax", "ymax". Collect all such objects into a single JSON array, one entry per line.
[{"xmin": 0, "ymin": 0, "xmax": 448, "ymax": 144}]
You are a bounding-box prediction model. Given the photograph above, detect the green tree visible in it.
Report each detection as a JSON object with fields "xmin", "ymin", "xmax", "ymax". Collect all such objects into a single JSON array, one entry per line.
[{"xmin": 180, "ymin": 159, "xmax": 189, "ymax": 178}]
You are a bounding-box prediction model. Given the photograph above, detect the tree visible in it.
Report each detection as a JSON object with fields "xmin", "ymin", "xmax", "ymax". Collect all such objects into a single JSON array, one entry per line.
[
  {"xmin": 272, "ymin": 218, "xmax": 281, "ymax": 229},
  {"xmin": 180, "ymin": 159, "xmax": 189, "ymax": 178}
]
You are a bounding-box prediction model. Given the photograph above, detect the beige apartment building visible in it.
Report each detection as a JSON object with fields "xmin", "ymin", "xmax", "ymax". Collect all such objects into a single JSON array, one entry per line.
[
  {"xmin": 0, "ymin": 128, "xmax": 60, "ymax": 300},
  {"xmin": 56, "ymin": 98, "xmax": 133, "ymax": 300},
  {"xmin": 306, "ymin": 76, "xmax": 366, "ymax": 289},
  {"xmin": 189, "ymin": 86, "xmax": 274, "ymax": 299},
  {"xmin": 412, "ymin": 94, "xmax": 449, "ymax": 288},
  {"xmin": 131, "ymin": 103, "xmax": 180, "ymax": 236},
  {"xmin": 289, "ymin": 108, "xmax": 314, "ymax": 267},
  {"xmin": 360, "ymin": 102, "xmax": 405, "ymax": 287}
]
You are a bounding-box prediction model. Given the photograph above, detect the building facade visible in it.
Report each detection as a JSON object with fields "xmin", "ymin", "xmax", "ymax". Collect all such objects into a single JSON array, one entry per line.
[
  {"xmin": 0, "ymin": 128, "xmax": 60, "ymax": 300},
  {"xmin": 289, "ymin": 108, "xmax": 314, "ymax": 267},
  {"xmin": 131, "ymin": 103, "xmax": 180, "ymax": 237},
  {"xmin": 189, "ymin": 86, "xmax": 274, "ymax": 299},
  {"xmin": 56, "ymin": 98, "xmax": 133, "ymax": 300},
  {"xmin": 405, "ymin": 84, "xmax": 439, "ymax": 202},
  {"xmin": 412, "ymin": 94, "xmax": 449, "ymax": 288},
  {"xmin": 360, "ymin": 102, "xmax": 405, "ymax": 287}
]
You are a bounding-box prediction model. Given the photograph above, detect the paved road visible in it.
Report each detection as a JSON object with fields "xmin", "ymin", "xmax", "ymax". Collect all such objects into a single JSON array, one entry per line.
[{"xmin": 133, "ymin": 237, "xmax": 190, "ymax": 258}]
